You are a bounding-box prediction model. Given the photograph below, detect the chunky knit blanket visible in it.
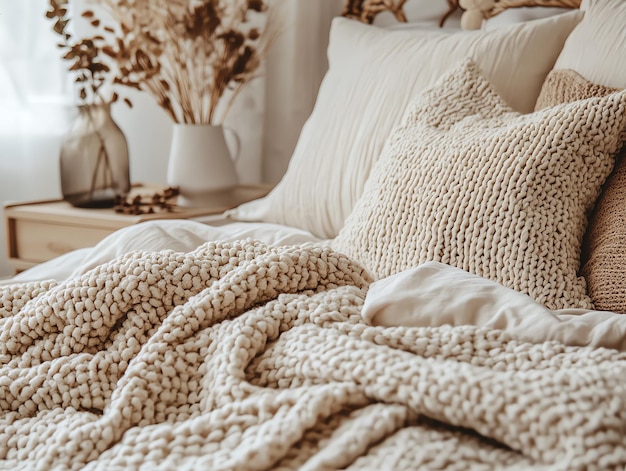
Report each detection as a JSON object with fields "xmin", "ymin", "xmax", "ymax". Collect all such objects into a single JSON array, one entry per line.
[{"xmin": 0, "ymin": 240, "xmax": 625, "ymax": 470}]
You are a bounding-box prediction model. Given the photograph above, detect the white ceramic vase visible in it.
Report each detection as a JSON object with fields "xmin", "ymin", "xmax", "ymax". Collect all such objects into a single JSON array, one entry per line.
[{"xmin": 167, "ymin": 124, "xmax": 239, "ymax": 207}]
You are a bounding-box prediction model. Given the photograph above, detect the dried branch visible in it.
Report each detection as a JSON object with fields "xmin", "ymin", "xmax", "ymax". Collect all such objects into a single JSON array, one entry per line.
[
  {"xmin": 47, "ymin": 0, "xmax": 276, "ymax": 121},
  {"xmin": 114, "ymin": 187, "xmax": 180, "ymax": 214},
  {"xmin": 46, "ymin": 0, "xmax": 116, "ymax": 104},
  {"xmin": 439, "ymin": 0, "xmax": 461, "ymax": 27}
]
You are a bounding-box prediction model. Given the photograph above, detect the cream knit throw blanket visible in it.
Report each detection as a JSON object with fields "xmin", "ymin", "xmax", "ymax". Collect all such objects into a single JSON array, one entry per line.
[{"xmin": 0, "ymin": 240, "xmax": 625, "ymax": 470}]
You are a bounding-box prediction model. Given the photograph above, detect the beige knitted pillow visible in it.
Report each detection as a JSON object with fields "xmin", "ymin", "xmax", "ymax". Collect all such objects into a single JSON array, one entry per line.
[
  {"xmin": 581, "ymin": 151, "xmax": 626, "ymax": 314},
  {"xmin": 535, "ymin": 69, "xmax": 626, "ymax": 313},
  {"xmin": 332, "ymin": 59, "xmax": 626, "ymax": 310},
  {"xmin": 535, "ymin": 69, "xmax": 620, "ymax": 111}
]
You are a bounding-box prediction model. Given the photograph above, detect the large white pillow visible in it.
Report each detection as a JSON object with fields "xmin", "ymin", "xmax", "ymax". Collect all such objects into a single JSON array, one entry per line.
[
  {"xmin": 483, "ymin": 7, "xmax": 574, "ymax": 30},
  {"xmin": 229, "ymin": 13, "xmax": 582, "ymax": 239},
  {"xmin": 553, "ymin": 0, "xmax": 626, "ymax": 89},
  {"xmin": 332, "ymin": 59, "xmax": 626, "ymax": 310}
]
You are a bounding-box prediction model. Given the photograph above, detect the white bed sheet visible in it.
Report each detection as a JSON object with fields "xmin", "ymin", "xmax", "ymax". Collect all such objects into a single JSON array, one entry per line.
[
  {"xmin": 6, "ymin": 218, "xmax": 322, "ymax": 283},
  {"xmin": 364, "ymin": 262, "xmax": 626, "ymax": 352}
]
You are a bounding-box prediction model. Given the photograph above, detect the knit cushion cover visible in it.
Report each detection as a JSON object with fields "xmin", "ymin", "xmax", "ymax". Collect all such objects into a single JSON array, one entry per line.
[
  {"xmin": 535, "ymin": 68, "xmax": 620, "ymax": 111},
  {"xmin": 582, "ymin": 153, "xmax": 626, "ymax": 314},
  {"xmin": 332, "ymin": 59, "xmax": 626, "ymax": 310},
  {"xmin": 536, "ymin": 69, "xmax": 626, "ymax": 314}
]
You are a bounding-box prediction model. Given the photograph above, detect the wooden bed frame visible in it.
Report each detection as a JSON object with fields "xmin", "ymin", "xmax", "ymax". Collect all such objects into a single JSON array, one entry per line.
[
  {"xmin": 342, "ymin": 0, "xmax": 581, "ymax": 28},
  {"xmin": 341, "ymin": 0, "xmax": 410, "ymax": 23}
]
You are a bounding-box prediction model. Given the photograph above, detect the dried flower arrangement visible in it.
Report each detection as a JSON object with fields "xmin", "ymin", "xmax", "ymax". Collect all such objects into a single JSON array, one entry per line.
[
  {"xmin": 47, "ymin": 0, "xmax": 132, "ymax": 208},
  {"xmin": 48, "ymin": 0, "xmax": 276, "ymax": 124},
  {"xmin": 480, "ymin": 0, "xmax": 581, "ymax": 19},
  {"xmin": 341, "ymin": 0, "xmax": 462, "ymax": 27},
  {"xmin": 46, "ymin": 0, "xmax": 128, "ymax": 106}
]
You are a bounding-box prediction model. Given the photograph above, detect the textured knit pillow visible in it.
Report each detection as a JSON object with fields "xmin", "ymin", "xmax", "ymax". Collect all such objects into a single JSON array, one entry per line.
[
  {"xmin": 582, "ymin": 151, "xmax": 626, "ymax": 314},
  {"xmin": 332, "ymin": 59, "xmax": 626, "ymax": 310},
  {"xmin": 535, "ymin": 69, "xmax": 620, "ymax": 111},
  {"xmin": 535, "ymin": 69, "xmax": 626, "ymax": 313},
  {"xmin": 545, "ymin": 0, "xmax": 626, "ymax": 313},
  {"xmin": 229, "ymin": 13, "xmax": 582, "ymax": 239}
]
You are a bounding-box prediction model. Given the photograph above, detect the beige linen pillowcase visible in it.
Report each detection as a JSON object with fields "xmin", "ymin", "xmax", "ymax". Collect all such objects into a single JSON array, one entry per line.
[
  {"xmin": 229, "ymin": 13, "xmax": 582, "ymax": 239},
  {"xmin": 332, "ymin": 59, "xmax": 626, "ymax": 310}
]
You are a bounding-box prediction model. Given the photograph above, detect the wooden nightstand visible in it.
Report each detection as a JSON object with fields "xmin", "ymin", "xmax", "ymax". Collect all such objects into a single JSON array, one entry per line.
[{"xmin": 4, "ymin": 183, "xmax": 270, "ymax": 274}]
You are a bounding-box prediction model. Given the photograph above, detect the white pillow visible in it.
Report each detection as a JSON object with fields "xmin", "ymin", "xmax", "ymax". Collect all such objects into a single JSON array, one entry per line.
[
  {"xmin": 230, "ymin": 13, "xmax": 582, "ymax": 239},
  {"xmin": 483, "ymin": 7, "xmax": 574, "ymax": 30},
  {"xmin": 362, "ymin": 262, "xmax": 626, "ymax": 352},
  {"xmin": 553, "ymin": 0, "xmax": 626, "ymax": 88}
]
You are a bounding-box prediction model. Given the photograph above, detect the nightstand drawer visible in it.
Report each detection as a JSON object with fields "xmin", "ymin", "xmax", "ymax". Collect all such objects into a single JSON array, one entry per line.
[
  {"xmin": 13, "ymin": 220, "xmax": 114, "ymax": 263},
  {"xmin": 4, "ymin": 184, "xmax": 272, "ymax": 275}
]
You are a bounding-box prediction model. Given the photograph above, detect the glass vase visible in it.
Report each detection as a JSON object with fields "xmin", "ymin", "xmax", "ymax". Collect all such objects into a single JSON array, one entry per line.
[{"xmin": 60, "ymin": 103, "xmax": 130, "ymax": 208}]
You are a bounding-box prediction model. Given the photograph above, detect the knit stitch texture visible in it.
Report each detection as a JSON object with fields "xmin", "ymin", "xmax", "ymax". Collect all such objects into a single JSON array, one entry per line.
[
  {"xmin": 535, "ymin": 68, "xmax": 626, "ymax": 314},
  {"xmin": 333, "ymin": 59, "xmax": 626, "ymax": 310},
  {"xmin": 534, "ymin": 68, "xmax": 620, "ymax": 110},
  {"xmin": 0, "ymin": 240, "xmax": 625, "ymax": 470}
]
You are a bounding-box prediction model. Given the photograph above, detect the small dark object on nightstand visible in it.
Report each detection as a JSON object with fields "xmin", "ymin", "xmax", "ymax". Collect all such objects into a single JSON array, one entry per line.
[{"xmin": 114, "ymin": 186, "xmax": 180, "ymax": 215}]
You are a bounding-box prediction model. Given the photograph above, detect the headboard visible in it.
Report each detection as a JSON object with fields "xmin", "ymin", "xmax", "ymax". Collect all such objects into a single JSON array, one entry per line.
[
  {"xmin": 341, "ymin": 0, "xmax": 582, "ymax": 29},
  {"xmin": 341, "ymin": 0, "xmax": 410, "ymax": 23}
]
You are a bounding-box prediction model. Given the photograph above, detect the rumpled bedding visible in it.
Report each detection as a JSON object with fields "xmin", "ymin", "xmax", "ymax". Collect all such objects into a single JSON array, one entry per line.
[
  {"xmin": 365, "ymin": 261, "xmax": 626, "ymax": 352},
  {"xmin": 6, "ymin": 219, "xmax": 321, "ymax": 283},
  {"xmin": 0, "ymin": 237, "xmax": 625, "ymax": 470}
]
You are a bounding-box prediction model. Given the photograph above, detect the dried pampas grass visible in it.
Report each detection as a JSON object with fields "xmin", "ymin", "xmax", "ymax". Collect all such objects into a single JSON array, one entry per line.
[{"xmin": 47, "ymin": 0, "xmax": 278, "ymax": 124}]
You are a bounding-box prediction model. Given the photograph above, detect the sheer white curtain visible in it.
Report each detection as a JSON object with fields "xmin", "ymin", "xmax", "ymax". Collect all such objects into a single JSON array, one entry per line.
[
  {"xmin": 0, "ymin": 0, "xmax": 71, "ymax": 201},
  {"xmin": 0, "ymin": 0, "xmax": 74, "ymax": 276}
]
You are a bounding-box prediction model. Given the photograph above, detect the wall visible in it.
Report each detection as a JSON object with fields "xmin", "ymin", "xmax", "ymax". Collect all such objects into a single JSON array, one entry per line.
[{"xmin": 0, "ymin": 122, "xmax": 64, "ymax": 277}]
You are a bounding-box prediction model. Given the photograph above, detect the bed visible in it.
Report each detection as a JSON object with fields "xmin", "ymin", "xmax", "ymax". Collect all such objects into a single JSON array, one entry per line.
[{"xmin": 2, "ymin": 0, "xmax": 626, "ymax": 469}]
